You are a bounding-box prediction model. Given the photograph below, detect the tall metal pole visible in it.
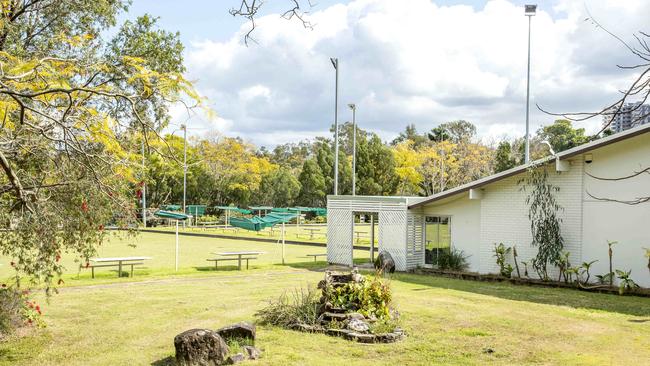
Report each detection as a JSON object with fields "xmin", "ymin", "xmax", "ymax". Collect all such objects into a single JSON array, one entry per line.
[
  {"xmin": 181, "ymin": 124, "xmax": 187, "ymax": 213},
  {"xmin": 348, "ymin": 103, "xmax": 356, "ymax": 196},
  {"xmin": 524, "ymin": 5, "xmax": 536, "ymax": 164},
  {"xmin": 141, "ymin": 140, "xmax": 146, "ymax": 228},
  {"xmin": 330, "ymin": 58, "xmax": 339, "ymax": 195}
]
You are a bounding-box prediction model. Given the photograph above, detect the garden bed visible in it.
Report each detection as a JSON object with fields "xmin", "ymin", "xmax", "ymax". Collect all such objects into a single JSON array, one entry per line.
[{"xmin": 414, "ymin": 268, "xmax": 650, "ymax": 298}]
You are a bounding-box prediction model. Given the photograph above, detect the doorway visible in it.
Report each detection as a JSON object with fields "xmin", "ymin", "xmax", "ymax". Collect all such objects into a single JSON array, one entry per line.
[
  {"xmin": 424, "ymin": 216, "xmax": 451, "ymax": 267},
  {"xmin": 352, "ymin": 212, "xmax": 378, "ymax": 265}
]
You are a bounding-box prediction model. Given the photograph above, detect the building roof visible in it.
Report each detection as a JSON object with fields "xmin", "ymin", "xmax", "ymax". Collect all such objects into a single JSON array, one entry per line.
[{"xmin": 409, "ymin": 122, "xmax": 650, "ymax": 209}]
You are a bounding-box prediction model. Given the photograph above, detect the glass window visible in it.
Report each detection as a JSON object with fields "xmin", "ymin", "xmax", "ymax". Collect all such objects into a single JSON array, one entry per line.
[{"xmin": 425, "ymin": 216, "xmax": 451, "ymax": 266}]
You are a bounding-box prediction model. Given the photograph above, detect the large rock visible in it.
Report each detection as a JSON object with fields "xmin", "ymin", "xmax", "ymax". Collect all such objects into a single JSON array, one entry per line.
[
  {"xmin": 374, "ymin": 251, "xmax": 396, "ymax": 274},
  {"xmin": 242, "ymin": 345, "xmax": 262, "ymax": 360},
  {"xmin": 216, "ymin": 322, "xmax": 256, "ymax": 343},
  {"xmin": 347, "ymin": 318, "xmax": 370, "ymax": 333},
  {"xmin": 225, "ymin": 353, "xmax": 245, "ymax": 365},
  {"xmin": 174, "ymin": 329, "xmax": 230, "ymax": 366}
]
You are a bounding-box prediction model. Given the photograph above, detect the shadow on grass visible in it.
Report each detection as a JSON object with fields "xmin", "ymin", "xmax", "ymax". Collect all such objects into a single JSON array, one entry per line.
[
  {"xmin": 394, "ymin": 272, "xmax": 650, "ymax": 317},
  {"xmin": 150, "ymin": 356, "xmax": 175, "ymax": 366}
]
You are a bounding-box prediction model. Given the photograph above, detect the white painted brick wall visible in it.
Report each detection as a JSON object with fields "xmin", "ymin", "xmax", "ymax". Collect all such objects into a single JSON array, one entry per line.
[{"xmin": 479, "ymin": 159, "xmax": 584, "ymax": 279}]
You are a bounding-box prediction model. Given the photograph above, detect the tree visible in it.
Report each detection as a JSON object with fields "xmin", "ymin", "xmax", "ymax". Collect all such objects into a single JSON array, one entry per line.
[
  {"xmin": 519, "ymin": 166, "xmax": 564, "ymax": 281},
  {"xmin": 297, "ymin": 159, "xmax": 327, "ymax": 206},
  {"xmin": 392, "ymin": 141, "xmax": 423, "ymax": 195},
  {"xmin": 259, "ymin": 167, "xmax": 301, "ymax": 207},
  {"xmin": 494, "ymin": 141, "xmax": 516, "ymax": 173},
  {"xmin": 356, "ymin": 134, "xmax": 398, "ymax": 196},
  {"xmin": 439, "ymin": 120, "xmax": 477, "ymax": 142},
  {"xmin": 428, "ymin": 126, "xmax": 451, "ymax": 143},
  {"xmin": 0, "ymin": 1, "xmax": 201, "ymax": 290},
  {"xmin": 537, "ymin": 119, "xmax": 589, "ymax": 153},
  {"xmin": 391, "ymin": 124, "xmax": 427, "ymax": 148}
]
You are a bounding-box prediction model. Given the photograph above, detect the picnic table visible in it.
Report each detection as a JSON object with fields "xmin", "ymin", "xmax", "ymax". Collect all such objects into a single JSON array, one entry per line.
[
  {"xmin": 302, "ymin": 227, "xmax": 323, "ymax": 240},
  {"xmin": 209, "ymin": 251, "xmax": 265, "ymax": 270},
  {"xmin": 88, "ymin": 257, "xmax": 151, "ymax": 278},
  {"xmin": 354, "ymin": 231, "xmax": 369, "ymax": 243},
  {"xmin": 306, "ymin": 253, "xmax": 327, "ymax": 262}
]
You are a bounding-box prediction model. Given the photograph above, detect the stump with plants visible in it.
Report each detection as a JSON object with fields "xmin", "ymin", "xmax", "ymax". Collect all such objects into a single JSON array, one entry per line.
[{"xmin": 255, "ymin": 268, "xmax": 404, "ymax": 343}]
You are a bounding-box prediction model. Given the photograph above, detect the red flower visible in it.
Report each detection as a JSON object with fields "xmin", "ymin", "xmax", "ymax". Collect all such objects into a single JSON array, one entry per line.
[
  {"xmin": 55, "ymin": 253, "xmax": 61, "ymax": 262},
  {"xmin": 58, "ymin": 279, "xmax": 64, "ymax": 285},
  {"xmin": 10, "ymin": 261, "xmax": 15, "ymax": 267},
  {"xmin": 81, "ymin": 201, "xmax": 88, "ymax": 213},
  {"xmin": 136, "ymin": 189, "xmax": 142, "ymax": 199},
  {"xmin": 98, "ymin": 224, "xmax": 104, "ymax": 231}
]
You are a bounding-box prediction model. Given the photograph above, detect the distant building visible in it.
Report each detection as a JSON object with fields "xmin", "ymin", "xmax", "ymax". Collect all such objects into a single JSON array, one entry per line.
[{"xmin": 604, "ymin": 102, "xmax": 650, "ymax": 133}]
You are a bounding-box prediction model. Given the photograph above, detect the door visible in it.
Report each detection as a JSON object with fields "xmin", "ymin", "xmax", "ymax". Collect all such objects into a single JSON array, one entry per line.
[{"xmin": 424, "ymin": 216, "xmax": 451, "ymax": 267}]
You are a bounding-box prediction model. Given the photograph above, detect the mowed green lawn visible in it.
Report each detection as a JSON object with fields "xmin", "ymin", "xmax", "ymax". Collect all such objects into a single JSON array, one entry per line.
[
  {"xmin": 0, "ymin": 231, "xmax": 371, "ymax": 285},
  {"xmin": 151, "ymin": 222, "xmax": 381, "ymax": 246},
  {"xmin": 1, "ymin": 233, "xmax": 649, "ymax": 365}
]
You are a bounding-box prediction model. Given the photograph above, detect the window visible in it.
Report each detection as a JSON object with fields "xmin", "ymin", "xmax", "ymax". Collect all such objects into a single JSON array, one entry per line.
[{"xmin": 424, "ymin": 216, "xmax": 451, "ymax": 266}]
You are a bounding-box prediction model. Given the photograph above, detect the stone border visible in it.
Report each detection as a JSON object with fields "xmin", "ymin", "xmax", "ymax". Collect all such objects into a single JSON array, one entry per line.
[{"xmin": 290, "ymin": 323, "xmax": 405, "ymax": 344}]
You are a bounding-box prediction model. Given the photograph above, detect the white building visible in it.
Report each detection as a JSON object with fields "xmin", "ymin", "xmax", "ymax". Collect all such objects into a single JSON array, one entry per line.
[{"xmin": 327, "ymin": 123, "xmax": 650, "ymax": 287}]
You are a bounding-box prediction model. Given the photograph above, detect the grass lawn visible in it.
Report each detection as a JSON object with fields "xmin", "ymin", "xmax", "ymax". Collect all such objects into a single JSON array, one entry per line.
[
  {"xmin": 1, "ymin": 233, "xmax": 649, "ymax": 365},
  {"xmin": 151, "ymin": 222, "xmax": 382, "ymax": 247},
  {"xmin": 0, "ymin": 231, "xmax": 371, "ymax": 286}
]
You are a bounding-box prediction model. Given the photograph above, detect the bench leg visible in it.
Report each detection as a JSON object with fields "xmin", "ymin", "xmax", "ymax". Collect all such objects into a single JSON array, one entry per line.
[
  {"xmin": 130, "ymin": 264, "xmax": 134, "ymax": 277},
  {"xmin": 215, "ymin": 261, "xmax": 218, "ymax": 270},
  {"xmin": 92, "ymin": 267, "xmax": 95, "ymax": 279},
  {"xmin": 118, "ymin": 262, "xmax": 123, "ymax": 278},
  {"xmin": 246, "ymin": 259, "xmax": 249, "ymax": 270},
  {"xmin": 238, "ymin": 257, "xmax": 242, "ymax": 270}
]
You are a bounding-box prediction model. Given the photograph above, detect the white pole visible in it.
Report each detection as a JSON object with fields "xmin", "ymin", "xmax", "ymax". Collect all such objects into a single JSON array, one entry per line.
[
  {"xmin": 175, "ymin": 220, "xmax": 179, "ymax": 271},
  {"xmin": 349, "ymin": 103, "xmax": 356, "ymax": 196},
  {"xmin": 282, "ymin": 221, "xmax": 286, "ymax": 265},
  {"xmin": 330, "ymin": 58, "xmax": 339, "ymax": 195},
  {"xmin": 141, "ymin": 140, "xmax": 146, "ymax": 228},
  {"xmin": 525, "ymin": 13, "xmax": 533, "ymax": 164}
]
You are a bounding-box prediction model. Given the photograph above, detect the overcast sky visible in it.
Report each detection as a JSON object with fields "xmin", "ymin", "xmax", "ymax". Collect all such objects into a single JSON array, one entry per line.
[{"xmin": 121, "ymin": 0, "xmax": 649, "ymax": 147}]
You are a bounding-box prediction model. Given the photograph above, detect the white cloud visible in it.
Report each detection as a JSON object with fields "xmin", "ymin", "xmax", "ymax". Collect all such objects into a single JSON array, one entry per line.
[{"xmin": 182, "ymin": 0, "xmax": 649, "ymax": 146}]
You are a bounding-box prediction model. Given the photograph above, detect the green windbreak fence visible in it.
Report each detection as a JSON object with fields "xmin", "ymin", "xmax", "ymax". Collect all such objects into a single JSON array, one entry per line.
[
  {"xmin": 272, "ymin": 207, "xmax": 327, "ymax": 216},
  {"xmin": 186, "ymin": 205, "xmax": 207, "ymax": 217},
  {"xmin": 229, "ymin": 212, "xmax": 298, "ymax": 232}
]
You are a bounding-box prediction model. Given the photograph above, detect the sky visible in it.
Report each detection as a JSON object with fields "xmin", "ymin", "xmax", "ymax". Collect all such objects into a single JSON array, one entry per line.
[{"xmin": 119, "ymin": 0, "xmax": 650, "ymax": 147}]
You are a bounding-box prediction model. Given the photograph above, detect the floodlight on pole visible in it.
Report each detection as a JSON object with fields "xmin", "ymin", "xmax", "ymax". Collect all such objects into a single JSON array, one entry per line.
[
  {"xmin": 348, "ymin": 103, "xmax": 356, "ymax": 196},
  {"xmin": 330, "ymin": 57, "xmax": 339, "ymax": 195},
  {"xmin": 524, "ymin": 4, "xmax": 536, "ymax": 164}
]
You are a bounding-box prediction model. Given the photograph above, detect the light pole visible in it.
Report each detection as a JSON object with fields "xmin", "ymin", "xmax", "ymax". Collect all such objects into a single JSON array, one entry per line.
[
  {"xmin": 330, "ymin": 57, "xmax": 339, "ymax": 195},
  {"xmin": 181, "ymin": 124, "xmax": 187, "ymax": 213},
  {"xmin": 348, "ymin": 103, "xmax": 356, "ymax": 196},
  {"xmin": 524, "ymin": 4, "xmax": 536, "ymax": 164}
]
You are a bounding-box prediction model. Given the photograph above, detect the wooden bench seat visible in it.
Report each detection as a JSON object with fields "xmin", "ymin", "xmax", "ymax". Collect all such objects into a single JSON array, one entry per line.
[
  {"xmin": 206, "ymin": 257, "xmax": 257, "ymax": 270},
  {"xmin": 84, "ymin": 262, "xmax": 144, "ymax": 278}
]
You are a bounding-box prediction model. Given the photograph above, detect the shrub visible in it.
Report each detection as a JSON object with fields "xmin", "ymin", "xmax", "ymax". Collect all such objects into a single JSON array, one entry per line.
[
  {"xmin": 493, "ymin": 243, "xmax": 513, "ymax": 278},
  {"xmin": 615, "ymin": 270, "xmax": 639, "ymax": 295},
  {"xmin": 0, "ymin": 286, "xmax": 44, "ymax": 338},
  {"xmin": 325, "ymin": 274, "xmax": 393, "ymax": 320},
  {"xmin": 437, "ymin": 249, "xmax": 470, "ymax": 271},
  {"xmin": 255, "ymin": 287, "xmax": 321, "ymax": 327}
]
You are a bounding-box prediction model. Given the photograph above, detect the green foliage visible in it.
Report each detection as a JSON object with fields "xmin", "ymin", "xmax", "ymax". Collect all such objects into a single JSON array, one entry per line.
[
  {"xmin": 437, "ymin": 248, "xmax": 470, "ymax": 271},
  {"xmin": 255, "ymin": 287, "xmax": 321, "ymax": 327},
  {"xmin": 615, "ymin": 270, "xmax": 639, "ymax": 295},
  {"xmin": 493, "ymin": 243, "xmax": 513, "ymax": 278},
  {"xmin": 595, "ymin": 273, "xmax": 613, "ymax": 285},
  {"xmin": 519, "ymin": 166, "xmax": 564, "ymax": 281},
  {"xmin": 579, "ymin": 260, "xmax": 598, "ymax": 285},
  {"xmin": 369, "ymin": 317, "xmax": 401, "ymax": 334},
  {"xmin": 536, "ymin": 119, "xmax": 589, "ymax": 154},
  {"xmin": 0, "ymin": 286, "xmax": 44, "ymax": 338},
  {"xmin": 325, "ymin": 275, "xmax": 393, "ymax": 320},
  {"xmin": 297, "ymin": 159, "xmax": 327, "ymax": 207},
  {"xmin": 494, "ymin": 141, "xmax": 516, "ymax": 173},
  {"xmin": 259, "ymin": 167, "xmax": 301, "ymax": 207}
]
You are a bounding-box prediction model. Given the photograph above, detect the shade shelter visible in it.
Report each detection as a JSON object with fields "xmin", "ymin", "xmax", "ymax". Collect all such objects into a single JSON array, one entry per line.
[
  {"xmin": 229, "ymin": 212, "xmax": 297, "ymax": 264},
  {"xmin": 154, "ymin": 210, "xmax": 190, "ymax": 271},
  {"xmin": 249, "ymin": 206, "xmax": 273, "ymax": 217},
  {"xmin": 216, "ymin": 206, "xmax": 252, "ymax": 226}
]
